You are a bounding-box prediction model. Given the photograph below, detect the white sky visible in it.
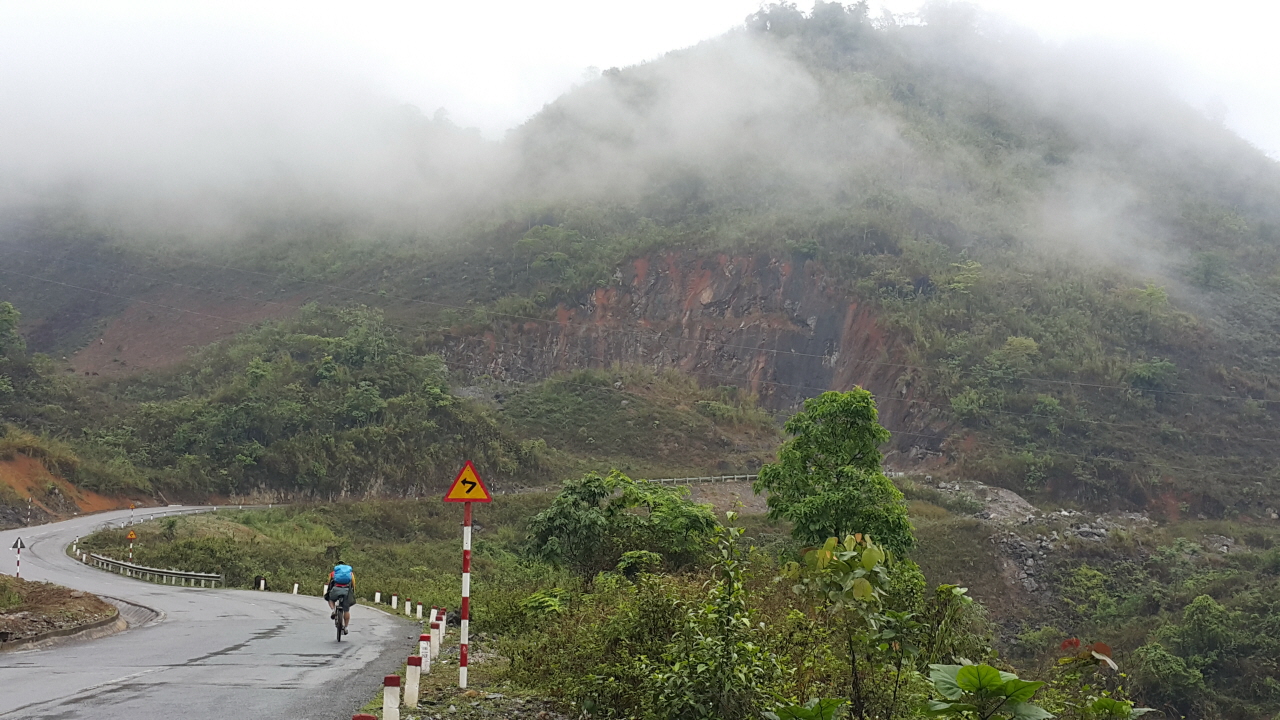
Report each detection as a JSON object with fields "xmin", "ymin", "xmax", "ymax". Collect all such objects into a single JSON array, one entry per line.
[{"xmin": 1, "ymin": 0, "xmax": 1276, "ymax": 157}]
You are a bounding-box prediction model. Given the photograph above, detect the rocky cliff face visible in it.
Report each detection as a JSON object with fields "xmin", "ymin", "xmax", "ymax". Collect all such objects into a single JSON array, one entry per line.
[{"xmin": 440, "ymin": 252, "xmax": 949, "ymax": 456}]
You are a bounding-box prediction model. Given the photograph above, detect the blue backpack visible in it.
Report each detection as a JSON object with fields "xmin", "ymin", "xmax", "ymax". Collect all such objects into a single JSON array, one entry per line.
[{"xmin": 332, "ymin": 564, "xmax": 353, "ymax": 585}]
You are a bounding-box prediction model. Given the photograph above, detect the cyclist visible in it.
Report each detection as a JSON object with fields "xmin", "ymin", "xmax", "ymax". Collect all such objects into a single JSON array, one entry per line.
[{"xmin": 326, "ymin": 560, "xmax": 355, "ymax": 635}]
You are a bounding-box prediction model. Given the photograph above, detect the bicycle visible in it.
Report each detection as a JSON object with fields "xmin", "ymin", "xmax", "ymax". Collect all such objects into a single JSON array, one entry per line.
[{"xmin": 331, "ymin": 588, "xmax": 351, "ymax": 642}]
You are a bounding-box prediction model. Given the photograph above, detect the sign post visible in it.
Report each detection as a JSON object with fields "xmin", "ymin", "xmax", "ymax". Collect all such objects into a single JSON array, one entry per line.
[
  {"xmin": 127, "ymin": 529, "xmax": 137, "ymax": 562},
  {"xmin": 129, "ymin": 503, "xmax": 136, "ymax": 526},
  {"xmin": 443, "ymin": 461, "xmax": 492, "ymax": 689},
  {"xmin": 12, "ymin": 538, "xmax": 24, "ymax": 579}
]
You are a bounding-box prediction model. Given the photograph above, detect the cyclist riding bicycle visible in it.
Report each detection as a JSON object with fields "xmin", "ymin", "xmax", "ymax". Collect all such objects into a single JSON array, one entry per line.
[{"xmin": 326, "ymin": 561, "xmax": 355, "ymax": 635}]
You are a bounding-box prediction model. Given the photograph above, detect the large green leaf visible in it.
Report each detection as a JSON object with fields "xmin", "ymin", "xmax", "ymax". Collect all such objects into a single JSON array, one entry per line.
[
  {"xmin": 956, "ymin": 664, "xmax": 1005, "ymax": 694},
  {"xmin": 851, "ymin": 577, "xmax": 874, "ymax": 601},
  {"xmin": 926, "ymin": 700, "xmax": 980, "ymax": 716},
  {"xmin": 928, "ymin": 664, "xmax": 965, "ymax": 700},
  {"xmin": 1001, "ymin": 679, "xmax": 1045, "ymax": 703},
  {"xmin": 770, "ymin": 698, "xmax": 845, "ymax": 720},
  {"xmin": 861, "ymin": 545, "xmax": 885, "ymax": 570},
  {"xmin": 1007, "ymin": 701, "xmax": 1054, "ymax": 720}
]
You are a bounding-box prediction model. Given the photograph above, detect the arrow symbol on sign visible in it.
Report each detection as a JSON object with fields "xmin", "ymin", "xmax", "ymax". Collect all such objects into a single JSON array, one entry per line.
[
  {"xmin": 12, "ymin": 538, "xmax": 24, "ymax": 549},
  {"xmin": 462, "ymin": 479, "xmax": 477, "ymax": 493}
]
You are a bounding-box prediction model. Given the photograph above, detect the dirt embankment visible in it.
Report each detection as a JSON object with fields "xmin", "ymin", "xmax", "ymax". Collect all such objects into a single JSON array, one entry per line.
[
  {"xmin": 440, "ymin": 252, "xmax": 948, "ymax": 456},
  {"xmin": 0, "ymin": 455, "xmax": 132, "ymax": 528},
  {"xmin": 0, "ymin": 575, "xmax": 117, "ymax": 648},
  {"xmin": 68, "ymin": 287, "xmax": 303, "ymax": 378}
]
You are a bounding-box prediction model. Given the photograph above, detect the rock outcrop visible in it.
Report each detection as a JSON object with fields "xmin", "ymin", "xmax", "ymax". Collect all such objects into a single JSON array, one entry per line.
[{"xmin": 441, "ymin": 252, "xmax": 948, "ymax": 453}]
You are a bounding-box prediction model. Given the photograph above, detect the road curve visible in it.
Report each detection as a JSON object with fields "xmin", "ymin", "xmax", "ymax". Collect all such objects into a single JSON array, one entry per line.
[{"xmin": 0, "ymin": 507, "xmax": 414, "ymax": 720}]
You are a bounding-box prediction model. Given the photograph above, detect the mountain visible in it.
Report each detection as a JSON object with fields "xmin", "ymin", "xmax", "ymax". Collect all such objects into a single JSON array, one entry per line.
[{"xmin": 3, "ymin": 2, "xmax": 1280, "ymax": 517}]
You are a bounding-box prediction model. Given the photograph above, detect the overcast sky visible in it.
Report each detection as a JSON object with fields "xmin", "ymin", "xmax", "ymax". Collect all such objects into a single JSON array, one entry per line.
[{"xmin": 1, "ymin": 0, "xmax": 1276, "ymax": 158}]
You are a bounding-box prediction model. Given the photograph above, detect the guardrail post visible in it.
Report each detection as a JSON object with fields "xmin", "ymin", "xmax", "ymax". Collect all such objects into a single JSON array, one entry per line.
[
  {"xmin": 382, "ymin": 675, "xmax": 401, "ymax": 720},
  {"xmin": 430, "ymin": 617, "xmax": 441, "ymax": 659},
  {"xmin": 405, "ymin": 656, "xmax": 421, "ymax": 709}
]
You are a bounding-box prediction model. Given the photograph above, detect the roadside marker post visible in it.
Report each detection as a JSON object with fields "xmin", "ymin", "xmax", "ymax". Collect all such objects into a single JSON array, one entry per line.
[
  {"xmin": 382, "ymin": 675, "xmax": 401, "ymax": 720},
  {"xmin": 12, "ymin": 538, "xmax": 24, "ymax": 579},
  {"xmin": 391, "ymin": 594, "xmax": 398, "ymax": 610},
  {"xmin": 444, "ymin": 460, "xmax": 493, "ymax": 689},
  {"xmin": 405, "ymin": 656, "xmax": 422, "ymax": 709},
  {"xmin": 292, "ymin": 583, "xmax": 298, "ymax": 594},
  {"xmin": 430, "ymin": 619, "xmax": 441, "ymax": 660},
  {"xmin": 374, "ymin": 591, "xmax": 381, "ymax": 604},
  {"xmin": 418, "ymin": 633, "xmax": 430, "ymax": 665}
]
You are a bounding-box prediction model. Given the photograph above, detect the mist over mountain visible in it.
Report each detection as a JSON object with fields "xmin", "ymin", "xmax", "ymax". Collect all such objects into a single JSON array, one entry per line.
[{"xmin": 4, "ymin": 1, "xmax": 1280, "ymax": 513}]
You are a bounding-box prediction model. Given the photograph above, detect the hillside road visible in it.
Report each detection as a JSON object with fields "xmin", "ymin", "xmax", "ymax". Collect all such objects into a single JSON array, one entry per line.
[{"xmin": 0, "ymin": 507, "xmax": 413, "ymax": 720}]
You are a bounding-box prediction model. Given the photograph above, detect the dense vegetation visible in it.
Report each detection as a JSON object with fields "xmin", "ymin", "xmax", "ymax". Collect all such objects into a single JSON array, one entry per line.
[
  {"xmin": 0, "ymin": 300, "xmax": 776, "ymax": 502},
  {"xmin": 4, "ymin": 3, "xmax": 1280, "ymax": 511},
  {"xmin": 11, "ymin": 4, "xmax": 1280, "ymax": 716}
]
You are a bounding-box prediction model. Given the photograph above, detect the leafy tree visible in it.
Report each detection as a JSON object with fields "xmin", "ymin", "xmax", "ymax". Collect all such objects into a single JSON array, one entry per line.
[
  {"xmin": 0, "ymin": 302, "xmax": 24, "ymax": 359},
  {"xmin": 755, "ymin": 390, "xmax": 913, "ymax": 554},
  {"xmin": 644, "ymin": 515, "xmax": 785, "ymax": 720},
  {"xmin": 527, "ymin": 470, "xmax": 718, "ymax": 576}
]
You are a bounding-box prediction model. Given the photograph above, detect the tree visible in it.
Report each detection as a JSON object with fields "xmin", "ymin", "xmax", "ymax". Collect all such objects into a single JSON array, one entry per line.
[
  {"xmin": 0, "ymin": 302, "xmax": 25, "ymax": 360},
  {"xmin": 754, "ymin": 389, "xmax": 914, "ymax": 554},
  {"xmin": 528, "ymin": 470, "xmax": 719, "ymax": 576}
]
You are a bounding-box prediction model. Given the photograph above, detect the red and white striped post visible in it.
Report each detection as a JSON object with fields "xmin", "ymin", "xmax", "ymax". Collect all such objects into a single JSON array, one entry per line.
[
  {"xmin": 405, "ymin": 656, "xmax": 421, "ymax": 709},
  {"xmin": 382, "ymin": 675, "xmax": 401, "ymax": 720},
  {"xmin": 461, "ymin": 502, "xmax": 472, "ymax": 688},
  {"xmin": 430, "ymin": 617, "xmax": 441, "ymax": 659},
  {"xmin": 444, "ymin": 461, "xmax": 491, "ymax": 690}
]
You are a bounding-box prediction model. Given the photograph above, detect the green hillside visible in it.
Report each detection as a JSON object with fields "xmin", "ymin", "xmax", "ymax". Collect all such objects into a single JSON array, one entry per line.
[{"xmin": 3, "ymin": 2, "xmax": 1280, "ymax": 513}]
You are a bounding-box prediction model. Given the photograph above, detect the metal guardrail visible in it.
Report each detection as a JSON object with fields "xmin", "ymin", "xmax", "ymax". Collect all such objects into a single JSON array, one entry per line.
[
  {"xmin": 648, "ymin": 474, "xmax": 758, "ymax": 485},
  {"xmin": 492, "ymin": 474, "xmax": 759, "ymax": 495},
  {"xmin": 85, "ymin": 553, "xmax": 224, "ymax": 588}
]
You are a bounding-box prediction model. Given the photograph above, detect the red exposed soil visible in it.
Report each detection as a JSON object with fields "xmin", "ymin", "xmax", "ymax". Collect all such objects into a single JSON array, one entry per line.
[
  {"xmin": 439, "ymin": 251, "xmax": 950, "ymax": 456},
  {"xmin": 69, "ymin": 287, "xmax": 302, "ymax": 377},
  {"xmin": 0, "ymin": 455, "xmax": 128, "ymax": 515}
]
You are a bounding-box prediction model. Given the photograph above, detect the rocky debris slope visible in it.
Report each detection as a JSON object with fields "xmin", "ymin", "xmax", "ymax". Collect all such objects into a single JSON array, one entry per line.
[{"xmin": 0, "ymin": 577, "xmax": 116, "ymax": 646}]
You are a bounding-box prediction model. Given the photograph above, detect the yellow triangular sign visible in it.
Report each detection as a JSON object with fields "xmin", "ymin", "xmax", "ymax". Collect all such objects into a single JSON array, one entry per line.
[{"xmin": 444, "ymin": 461, "xmax": 493, "ymax": 503}]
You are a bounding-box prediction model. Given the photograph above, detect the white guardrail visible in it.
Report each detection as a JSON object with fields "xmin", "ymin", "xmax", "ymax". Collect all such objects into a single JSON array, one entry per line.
[
  {"xmin": 83, "ymin": 553, "xmax": 224, "ymax": 588},
  {"xmin": 73, "ymin": 505, "xmax": 280, "ymax": 588},
  {"xmin": 492, "ymin": 474, "xmax": 760, "ymax": 495}
]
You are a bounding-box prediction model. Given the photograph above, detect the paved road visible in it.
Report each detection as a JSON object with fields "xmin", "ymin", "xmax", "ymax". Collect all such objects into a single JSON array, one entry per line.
[{"xmin": 0, "ymin": 507, "xmax": 414, "ymax": 720}]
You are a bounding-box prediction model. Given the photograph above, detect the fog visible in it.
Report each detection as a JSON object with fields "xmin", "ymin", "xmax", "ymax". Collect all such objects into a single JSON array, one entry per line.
[{"xmin": 0, "ymin": 0, "xmax": 1275, "ymax": 261}]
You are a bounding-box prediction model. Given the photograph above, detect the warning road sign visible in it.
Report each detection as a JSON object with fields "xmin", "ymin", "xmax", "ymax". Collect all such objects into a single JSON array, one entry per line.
[
  {"xmin": 443, "ymin": 461, "xmax": 492, "ymax": 503},
  {"xmin": 126, "ymin": 530, "xmax": 137, "ymax": 541},
  {"xmin": 11, "ymin": 538, "xmax": 23, "ymax": 550}
]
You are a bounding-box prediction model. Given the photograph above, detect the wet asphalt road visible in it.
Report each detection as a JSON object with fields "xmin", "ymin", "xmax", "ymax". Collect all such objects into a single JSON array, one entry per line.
[{"xmin": 0, "ymin": 507, "xmax": 414, "ymax": 720}]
